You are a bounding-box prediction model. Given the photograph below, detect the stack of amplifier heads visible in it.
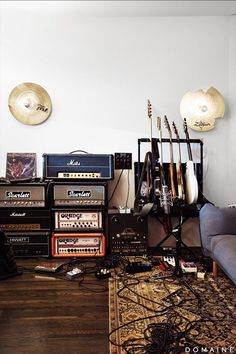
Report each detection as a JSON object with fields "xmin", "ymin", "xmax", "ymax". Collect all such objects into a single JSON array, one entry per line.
[
  {"xmin": 0, "ymin": 153, "xmax": 114, "ymax": 258},
  {"xmin": 50, "ymin": 182, "xmax": 107, "ymax": 258},
  {"xmin": 0, "ymin": 182, "xmax": 51, "ymax": 257},
  {"xmin": 43, "ymin": 152, "xmax": 114, "ymax": 258}
]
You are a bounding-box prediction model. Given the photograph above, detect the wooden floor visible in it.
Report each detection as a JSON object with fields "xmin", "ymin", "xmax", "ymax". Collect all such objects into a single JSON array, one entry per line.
[{"xmin": 0, "ymin": 258, "xmax": 109, "ymax": 354}]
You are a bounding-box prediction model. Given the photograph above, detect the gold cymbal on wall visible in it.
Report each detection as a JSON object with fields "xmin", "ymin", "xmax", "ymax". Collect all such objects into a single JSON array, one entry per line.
[
  {"xmin": 180, "ymin": 87, "xmax": 225, "ymax": 131},
  {"xmin": 8, "ymin": 82, "xmax": 52, "ymax": 125}
]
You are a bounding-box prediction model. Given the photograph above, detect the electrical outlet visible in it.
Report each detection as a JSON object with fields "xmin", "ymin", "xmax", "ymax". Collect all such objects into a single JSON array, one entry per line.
[{"xmin": 114, "ymin": 153, "xmax": 132, "ymax": 170}]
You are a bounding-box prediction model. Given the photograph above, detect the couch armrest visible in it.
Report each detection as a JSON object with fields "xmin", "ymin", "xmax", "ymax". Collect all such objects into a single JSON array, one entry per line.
[{"xmin": 199, "ymin": 203, "xmax": 236, "ymax": 255}]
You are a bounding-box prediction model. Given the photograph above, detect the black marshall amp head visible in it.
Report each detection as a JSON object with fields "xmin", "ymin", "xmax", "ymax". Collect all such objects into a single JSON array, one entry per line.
[
  {"xmin": 0, "ymin": 209, "xmax": 51, "ymax": 232},
  {"xmin": 42, "ymin": 153, "xmax": 114, "ymax": 180}
]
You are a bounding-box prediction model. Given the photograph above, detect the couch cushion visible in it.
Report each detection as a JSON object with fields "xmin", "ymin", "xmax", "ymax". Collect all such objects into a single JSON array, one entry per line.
[
  {"xmin": 211, "ymin": 234, "xmax": 236, "ymax": 284},
  {"xmin": 199, "ymin": 203, "xmax": 236, "ymax": 255}
]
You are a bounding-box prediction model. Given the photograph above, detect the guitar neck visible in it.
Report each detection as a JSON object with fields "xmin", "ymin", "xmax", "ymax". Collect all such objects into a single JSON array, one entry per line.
[
  {"xmin": 187, "ymin": 141, "xmax": 193, "ymax": 161},
  {"xmin": 177, "ymin": 141, "xmax": 182, "ymax": 162},
  {"xmin": 157, "ymin": 117, "xmax": 165, "ymax": 186},
  {"xmin": 147, "ymin": 99, "xmax": 153, "ymax": 153},
  {"xmin": 168, "ymin": 135, "xmax": 177, "ymax": 200},
  {"xmin": 184, "ymin": 118, "xmax": 193, "ymax": 161},
  {"xmin": 169, "ymin": 138, "xmax": 174, "ymax": 164},
  {"xmin": 159, "ymin": 129, "xmax": 163, "ymax": 167}
]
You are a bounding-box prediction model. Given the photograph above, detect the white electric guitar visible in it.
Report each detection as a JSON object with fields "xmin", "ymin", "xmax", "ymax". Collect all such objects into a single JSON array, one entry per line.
[
  {"xmin": 172, "ymin": 121, "xmax": 185, "ymax": 202},
  {"xmin": 183, "ymin": 118, "xmax": 198, "ymax": 204}
]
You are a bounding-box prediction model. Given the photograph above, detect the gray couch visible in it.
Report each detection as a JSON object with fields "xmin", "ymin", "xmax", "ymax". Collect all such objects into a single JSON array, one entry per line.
[{"xmin": 199, "ymin": 203, "xmax": 236, "ymax": 284}]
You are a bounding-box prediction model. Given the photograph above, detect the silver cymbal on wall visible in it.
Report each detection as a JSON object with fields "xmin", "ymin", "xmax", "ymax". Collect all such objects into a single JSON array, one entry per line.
[{"xmin": 8, "ymin": 82, "xmax": 52, "ymax": 125}]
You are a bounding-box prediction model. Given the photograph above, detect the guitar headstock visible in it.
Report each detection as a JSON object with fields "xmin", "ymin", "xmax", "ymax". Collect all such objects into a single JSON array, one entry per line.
[
  {"xmin": 183, "ymin": 117, "xmax": 192, "ymax": 160},
  {"xmin": 183, "ymin": 117, "xmax": 191, "ymax": 141},
  {"xmin": 183, "ymin": 117, "xmax": 188, "ymax": 135},
  {"xmin": 164, "ymin": 115, "xmax": 172, "ymax": 138},
  {"xmin": 147, "ymin": 99, "xmax": 152, "ymax": 120},
  {"xmin": 172, "ymin": 121, "xmax": 179, "ymax": 140}
]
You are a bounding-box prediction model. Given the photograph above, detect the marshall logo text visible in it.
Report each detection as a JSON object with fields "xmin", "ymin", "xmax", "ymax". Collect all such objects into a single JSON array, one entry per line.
[
  {"xmin": 10, "ymin": 212, "xmax": 26, "ymax": 217},
  {"xmin": 66, "ymin": 160, "xmax": 81, "ymax": 166}
]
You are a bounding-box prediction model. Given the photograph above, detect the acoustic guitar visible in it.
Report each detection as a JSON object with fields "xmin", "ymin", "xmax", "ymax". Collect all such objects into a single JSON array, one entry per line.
[
  {"xmin": 183, "ymin": 118, "xmax": 198, "ymax": 204},
  {"xmin": 172, "ymin": 121, "xmax": 185, "ymax": 202}
]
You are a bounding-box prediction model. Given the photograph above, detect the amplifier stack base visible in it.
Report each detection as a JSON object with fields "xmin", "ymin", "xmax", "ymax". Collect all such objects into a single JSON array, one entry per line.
[
  {"xmin": 51, "ymin": 233, "xmax": 106, "ymax": 257},
  {"xmin": 6, "ymin": 232, "xmax": 50, "ymax": 258},
  {"xmin": 0, "ymin": 160, "xmax": 112, "ymax": 258}
]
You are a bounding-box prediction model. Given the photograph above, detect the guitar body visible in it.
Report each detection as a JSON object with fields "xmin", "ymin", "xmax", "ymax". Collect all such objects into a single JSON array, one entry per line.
[
  {"xmin": 185, "ymin": 160, "xmax": 198, "ymax": 204},
  {"xmin": 176, "ymin": 161, "xmax": 185, "ymax": 201},
  {"xmin": 164, "ymin": 116, "xmax": 177, "ymax": 202},
  {"xmin": 169, "ymin": 163, "xmax": 177, "ymax": 200}
]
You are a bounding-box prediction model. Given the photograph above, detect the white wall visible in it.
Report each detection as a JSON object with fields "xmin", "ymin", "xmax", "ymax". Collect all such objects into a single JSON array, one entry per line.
[
  {"xmin": 228, "ymin": 15, "xmax": 236, "ymax": 205},
  {"xmin": 0, "ymin": 2, "xmax": 235, "ymax": 221}
]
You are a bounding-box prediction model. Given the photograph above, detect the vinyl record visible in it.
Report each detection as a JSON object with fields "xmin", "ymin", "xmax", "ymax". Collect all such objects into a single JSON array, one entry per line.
[
  {"xmin": 8, "ymin": 82, "xmax": 52, "ymax": 125},
  {"xmin": 180, "ymin": 87, "xmax": 225, "ymax": 131}
]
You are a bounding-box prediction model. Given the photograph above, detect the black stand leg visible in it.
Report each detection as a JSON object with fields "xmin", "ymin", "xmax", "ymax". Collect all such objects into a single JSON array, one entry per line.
[
  {"xmin": 171, "ymin": 224, "xmax": 201, "ymax": 302},
  {"xmin": 150, "ymin": 207, "xmax": 199, "ymax": 262},
  {"xmin": 150, "ymin": 203, "xmax": 201, "ymax": 302},
  {"xmin": 172, "ymin": 226, "xmax": 183, "ymax": 277}
]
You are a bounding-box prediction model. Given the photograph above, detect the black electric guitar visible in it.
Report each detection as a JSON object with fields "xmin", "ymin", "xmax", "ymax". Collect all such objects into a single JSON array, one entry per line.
[
  {"xmin": 183, "ymin": 118, "xmax": 198, "ymax": 204},
  {"xmin": 157, "ymin": 116, "xmax": 165, "ymax": 186},
  {"xmin": 147, "ymin": 99, "xmax": 161, "ymax": 199},
  {"xmin": 172, "ymin": 121, "xmax": 185, "ymax": 202},
  {"xmin": 164, "ymin": 115, "xmax": 177, "ymax": 201},
  {"xmin": 157, "ymin": 116, "xmax": 173, "ymax": 233}
]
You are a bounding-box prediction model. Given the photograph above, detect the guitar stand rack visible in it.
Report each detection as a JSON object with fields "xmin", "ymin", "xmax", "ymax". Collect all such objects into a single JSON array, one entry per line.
[
  {"xmin": 136, "ymin": 137, "xmax": 204, "ymax": 194},
  {"xmin": 134, "ymin": 137, "xmax": 207, "ymax": 302},
  {"xmin": 135, "ymin": 137, "xmax": 205, "ymax": 261}
]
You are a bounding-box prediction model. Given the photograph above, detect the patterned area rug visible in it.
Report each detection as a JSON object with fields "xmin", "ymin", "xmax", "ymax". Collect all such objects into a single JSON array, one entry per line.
[{"xmin": 109, "ymin": 269, "xmax": 236, "ymax": 354}]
